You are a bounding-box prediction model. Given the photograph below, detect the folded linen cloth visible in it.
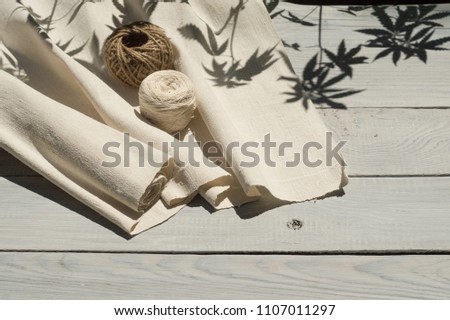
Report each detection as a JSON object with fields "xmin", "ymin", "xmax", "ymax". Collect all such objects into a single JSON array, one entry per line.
[
  {"xmin": 166, "ymin": 0, "xmax": 347, "ymax": 202},
  {"xmin": 0, "ymin": 71, "xmax": 181, "ymax": 234},
  {"xmin": 0, "ymin": 1, "xmax": 235, "ymax": 234},
  {"xmin": 0, "ymin": 0, "xmax": 347, "ymax": 235}
]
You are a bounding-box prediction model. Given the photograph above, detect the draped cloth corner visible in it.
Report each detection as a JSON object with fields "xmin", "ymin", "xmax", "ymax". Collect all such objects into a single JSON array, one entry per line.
[{"xmin": 0, "ymin": 0, "xmax": 347, "ymax": 235}]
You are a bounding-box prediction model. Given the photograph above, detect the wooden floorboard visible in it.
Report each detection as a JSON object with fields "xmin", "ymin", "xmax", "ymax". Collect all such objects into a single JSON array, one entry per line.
[
  {"xmin": 0, "ymin": 253, "xmax": 449, "ymax": 299},
  {"xmin": 2, "ymin": 108, "xmax": 449, "ymax": 177},
  {"xmin": 275, "ymin": 3, "xmax": 450, "ymax": 108},
  {"xmin": 1, "ymin": 2, "xmax": 449, "ymax": 300},
  {"xmin": 320, "ymin": 109, "xmax": 450, "ymax": 176},
  {"xmin": 1, "ymin": 176, "xmax": 449, "ymax": 252}
]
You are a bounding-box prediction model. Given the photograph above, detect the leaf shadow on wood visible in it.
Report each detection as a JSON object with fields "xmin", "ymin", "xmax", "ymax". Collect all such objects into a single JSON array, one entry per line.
[
  {"xmin": 356, "ymin": 5, "xmax": 450, "ymax": 65},
  {"xmin": 3, "ymin": 175, "xmax": 131, "ymax": 239},
  {"xmin": 279, "ymin": 40, "xmax": 367, "ymax": 109},
  {"xmin": 263, "ymin": 0, "xmax": 284, "ymax": 19}
]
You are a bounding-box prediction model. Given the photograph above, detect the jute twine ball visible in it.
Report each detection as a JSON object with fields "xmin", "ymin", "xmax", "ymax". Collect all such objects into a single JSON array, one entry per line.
[
  {"xmin": 102, "ymin": 21, "xmax": 175, "ymax": 87},
  {"xmin": 139, "ymin": 70, "xmax": 196, "ymax": 134}
]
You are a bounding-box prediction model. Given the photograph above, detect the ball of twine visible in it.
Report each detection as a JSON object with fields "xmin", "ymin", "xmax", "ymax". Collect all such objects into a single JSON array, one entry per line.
[
  {"xmin": 139, "ymin": 70, "xmax": 196, "ymax": 134},
  {"xmin": 102, "ymin": 21, "xmax": 174, "ymax": 87}
]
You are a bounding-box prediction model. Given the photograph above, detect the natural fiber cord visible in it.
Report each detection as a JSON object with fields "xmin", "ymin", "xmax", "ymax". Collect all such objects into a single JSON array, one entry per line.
[
  {"xmin": 139, "ymin": 70, "xmax": 196, "ymax": 134},
  {"xmin": 103, "ymin": 21, "xmax": 174, "ymax": 87}
]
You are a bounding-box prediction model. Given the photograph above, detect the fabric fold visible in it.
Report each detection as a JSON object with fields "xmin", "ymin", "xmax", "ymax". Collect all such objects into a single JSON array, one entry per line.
[
  {"xmin": 1, "ymin": 70, "xmax": 183, "ymax": 233},
  {"xmin": 0, "ymin": 1, "xmax": 239, "ymax": 212},
  {"xmin": 151, "ymin": 0, "xmax": 348, "ymax": 203},
  {"xmin": 0, "ymin": 0, "xmax": 348, "ymax": 235}
]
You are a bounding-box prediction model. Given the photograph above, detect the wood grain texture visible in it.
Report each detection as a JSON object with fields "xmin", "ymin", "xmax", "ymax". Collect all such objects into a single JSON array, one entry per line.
[
  {"xmin": 320, "ymin": 108, "xmax": 450, "ymax": 176},
  {"xmin": 2, "ymin": 109, "xmax": 450, "ymax": 177},
  {"xmin": 0, "ymin": 253, "xmax": 449, "ymax": 299},
  {"xmin": 1, "ymin": 3, "xmax": 448, "ymax": 300},
  {"xmin": 1, "ymin": 176, "xmax": 449, "ymax": 252},
  {"xmin": 275, "ymin": 3, "xmax": 450, "ymax": 108}
]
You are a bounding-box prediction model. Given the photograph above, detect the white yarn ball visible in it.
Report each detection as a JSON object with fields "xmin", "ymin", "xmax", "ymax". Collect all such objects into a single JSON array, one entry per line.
[{"xmin": 138, "ymin": 70, "xmax": 196, "ymax": 134}]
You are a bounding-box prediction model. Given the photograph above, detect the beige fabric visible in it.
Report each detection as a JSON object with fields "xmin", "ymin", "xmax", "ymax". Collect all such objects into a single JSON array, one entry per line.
[{"xmin": 0, "ymin": 0, "xmax": 347, "ymax": 235}]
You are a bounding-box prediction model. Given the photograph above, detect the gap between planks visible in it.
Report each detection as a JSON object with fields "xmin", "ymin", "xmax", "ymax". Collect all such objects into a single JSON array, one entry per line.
[
  {"xmin": 1, "ymin": 249, "xmax": 450, "ymax": 255},
  {"xmin": 1, "ymin": 176, "xmax": 449, "ymax": 252},
  {"xmin": 275, "ymin": 3, "xmax": 450, "ymax": 108}
]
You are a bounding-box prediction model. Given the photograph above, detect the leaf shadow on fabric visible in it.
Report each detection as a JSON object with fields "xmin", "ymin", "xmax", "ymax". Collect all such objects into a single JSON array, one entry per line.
[
  {"xmin": 26, "ymin": 13, "xmax": 52, "ymax": 42},
  {"xmin": 15, "ymin": 1, "xmax": 129, "ymax": 106},
  {"xmin": 263, "ymin": 0, "xmax": 284, "ymax": 19},
  {"xmin": 71, "ymin": 0, "xmax": 163, "ymax": 106},
  {"xmin": 202, "ymin": 45, "xmax": 279, "ymax": 88},
  {"xmin": 178, "ymin": 0, "xmax": 279, "ymax": 88},
  {"xmin": 107, "ymin": 0, "xmax": 158, "ymax": 31},
  {"xmin": 3, "ymin": 175, "xmax": 131, "ymax": 239},
  {"xmin": 72, "ymin": 32, "xmax": 101, "ymax": 73},
  {"xmin": 178, "ymin": 24, "xmax": 229, "ymax": 56},
  {"xmin": 68, "ymin": 32, "xmax": 141, "ymax": 107},
  {"xmin": 0, "ymin": 47, "xmax": 29, "ymax": 83},
  {"xmin": 16, "ymin": 0, "xmax": 57, "ymax": 38}
]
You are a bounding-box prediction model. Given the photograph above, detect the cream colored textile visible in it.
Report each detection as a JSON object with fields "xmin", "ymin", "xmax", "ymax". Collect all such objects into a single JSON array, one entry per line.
[{"xmin": 0, "ymin": 0, "xmax": 347, "ymax": 235}]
